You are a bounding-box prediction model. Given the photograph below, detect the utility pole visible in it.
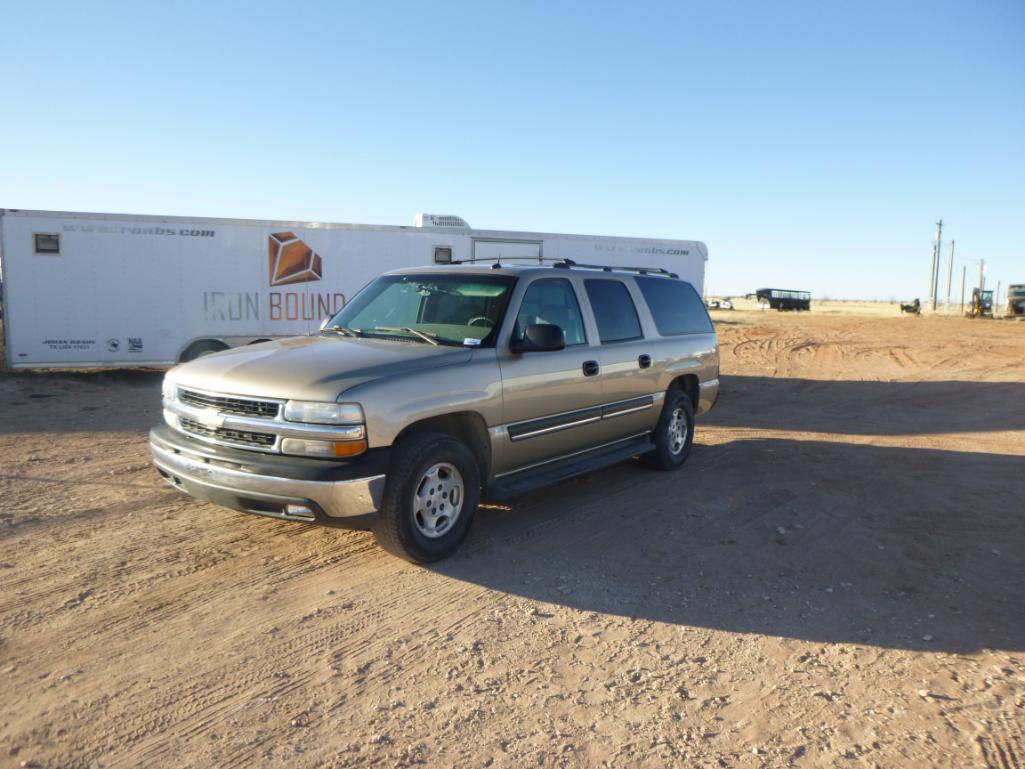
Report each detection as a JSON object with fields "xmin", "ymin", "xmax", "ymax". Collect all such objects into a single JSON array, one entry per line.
[
  {"xmin": 996, "ymin": 280, "xmax": 1001, "ymax": 317},
  {"xmin": 978, "ymin": 258, "xmax": 985, "ymax": 293},
  {"xmin": 960, "ymin": 265, "xmax": 966, "ymax": 315},
  {"xmin": 931, "ymin": 219, "xmax": 943, "ymax": 311},
  {"xmin": 945, "ymin": 239, "xmax": 955, "ymax": 312},
  {"xmin": 929, "ymin": 242, "xmax": 937, "ymax": 307}
]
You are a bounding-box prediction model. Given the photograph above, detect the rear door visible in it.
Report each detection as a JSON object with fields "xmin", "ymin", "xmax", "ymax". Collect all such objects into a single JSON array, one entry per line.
[
  {"xmin": 581, "ymin": 278, "xmax": 662, "ymax": 439},
  {"xmin": 495, "ymin": 276, "xmax": 605, "ymax": 474}
]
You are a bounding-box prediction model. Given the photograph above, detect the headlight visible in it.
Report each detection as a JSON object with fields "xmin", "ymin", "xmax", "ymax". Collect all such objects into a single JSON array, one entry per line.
[
  {"xmin": 162, "ymin": 378, "xmax": 177, "ymax": 401},
  {"xmin": 283, "ymin": 400, "xmax": 364, "ymax": 425}
]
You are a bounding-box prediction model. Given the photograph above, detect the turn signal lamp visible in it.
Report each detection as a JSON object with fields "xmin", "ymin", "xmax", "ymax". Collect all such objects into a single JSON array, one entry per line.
[{"xmin": 280, "ymin": 437, "xmax": 368, "ymax": 458}]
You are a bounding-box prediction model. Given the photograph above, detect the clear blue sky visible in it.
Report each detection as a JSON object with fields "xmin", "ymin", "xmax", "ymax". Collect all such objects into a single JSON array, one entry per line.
[{"xmin": 1, "ymin": 0, "xmax": 1022, "ymax": 299}]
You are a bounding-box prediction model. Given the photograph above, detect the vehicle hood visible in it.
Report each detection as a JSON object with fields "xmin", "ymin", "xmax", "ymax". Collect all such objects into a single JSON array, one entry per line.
[{"xmin": 167, "ymin": 336, "xmax": 474, "ymax": 402}]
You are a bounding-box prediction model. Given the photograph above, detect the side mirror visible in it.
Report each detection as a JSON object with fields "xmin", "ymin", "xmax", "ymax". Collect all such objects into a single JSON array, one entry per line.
[{"xmin": 511, "ymin": 323, "xmax": 565, "ymax": 353}]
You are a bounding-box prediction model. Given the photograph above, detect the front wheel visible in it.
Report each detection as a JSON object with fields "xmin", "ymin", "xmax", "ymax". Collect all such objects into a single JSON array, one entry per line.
[
  {"xmin": 643, "ymin": 390, "xmax": 695, "ymax": 470},
  {"xmin": 373, "ymin": 433, "xmax": 480, "ymax": 563}
]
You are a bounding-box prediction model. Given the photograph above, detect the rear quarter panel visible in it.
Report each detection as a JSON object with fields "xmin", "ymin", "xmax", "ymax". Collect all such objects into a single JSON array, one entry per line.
[{"xmin": 624, "ymin": 276, "xmax": 719, "ymax": 415}]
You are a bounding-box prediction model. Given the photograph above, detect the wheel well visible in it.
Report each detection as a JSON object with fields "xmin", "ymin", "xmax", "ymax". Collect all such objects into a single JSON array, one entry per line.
[
  {"xmin": 395, "ymin": 412, "xmax": 491, "ymax": 480},
  {"xmin": 669, "ymin": 374, "xmax": 700, "ymax": 410}
]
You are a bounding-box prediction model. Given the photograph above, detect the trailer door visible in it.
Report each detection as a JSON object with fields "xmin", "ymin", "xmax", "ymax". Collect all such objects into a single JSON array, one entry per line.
[{"xmin": 472, "ymin": 239, "xmax": 542, "ymax": 261}]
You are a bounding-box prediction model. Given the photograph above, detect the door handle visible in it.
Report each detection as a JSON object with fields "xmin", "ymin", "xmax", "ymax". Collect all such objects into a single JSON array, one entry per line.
[
  {"xmin": 582, "ymin": 360, "xmax": 600, "ymax": 377},
  {"xmin": 638, "ymin": 354, "xmax": 652, "ymax": 369}
]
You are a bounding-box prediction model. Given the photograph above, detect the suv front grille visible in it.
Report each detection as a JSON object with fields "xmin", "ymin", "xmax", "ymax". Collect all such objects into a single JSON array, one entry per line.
[
  {"xmin": 178, "ymin": 388, "xmax": 279, "ymax": 419},
  {"xmin": 179, "ymin": 417, "xmax": 277, "ymax": 448}
]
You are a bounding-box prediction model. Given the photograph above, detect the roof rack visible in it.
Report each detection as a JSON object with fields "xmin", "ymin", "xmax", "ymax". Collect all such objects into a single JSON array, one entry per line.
[
  {"xmin": 552, "ymin": 259, "xmax": 678, "ymax": 279},
  {"xmin": 449, "ymin": 256, "xmax": 563, "ymax": 266},
  {"xmin": 446, "ymin": 256, "xmax": 678, "ymax": 278}
]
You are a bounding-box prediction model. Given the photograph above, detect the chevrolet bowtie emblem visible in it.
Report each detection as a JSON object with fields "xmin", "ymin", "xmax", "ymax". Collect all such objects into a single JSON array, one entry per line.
[{"xmin": 198, "ymin": 409, "xmax": 225, "ymax": 429}]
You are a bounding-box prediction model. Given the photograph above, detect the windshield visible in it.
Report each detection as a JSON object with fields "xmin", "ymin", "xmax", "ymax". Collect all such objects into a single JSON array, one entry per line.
[{"xmin": 325, "ymin": 273, "xmax": 516, "ymax": 347}]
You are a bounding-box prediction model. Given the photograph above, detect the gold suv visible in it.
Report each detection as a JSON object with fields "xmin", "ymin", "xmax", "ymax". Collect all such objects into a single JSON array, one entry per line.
[{"xmin": 150, "ymin": 260, "xmax": 720, "ymax": 561}]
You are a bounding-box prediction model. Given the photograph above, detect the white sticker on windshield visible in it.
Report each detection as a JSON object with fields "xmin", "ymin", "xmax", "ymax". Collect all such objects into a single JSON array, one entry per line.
[{"xmin": 463, "ymin": 338, "xmax": 482, "ymax": 346}]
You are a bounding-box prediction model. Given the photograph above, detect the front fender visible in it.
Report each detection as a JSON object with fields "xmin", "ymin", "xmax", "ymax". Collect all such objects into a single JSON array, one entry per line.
[{"xmin": 342, "ymin": 349, "xmax": 503, "ymax": 448}]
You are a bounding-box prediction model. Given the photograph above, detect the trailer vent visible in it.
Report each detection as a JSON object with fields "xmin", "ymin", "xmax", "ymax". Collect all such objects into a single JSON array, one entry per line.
[{"xmin": 414, "ymin": 213, "xmax": 470, "ymax": 229}]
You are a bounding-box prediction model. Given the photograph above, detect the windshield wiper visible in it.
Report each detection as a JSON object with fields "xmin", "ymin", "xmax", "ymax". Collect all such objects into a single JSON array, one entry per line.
[
  {"xmin": 320, "ymin": 325, "xmax": 361, "ymax": 338},
  {"xmin": 372, "ymin": 326, "xmax": 440, "ymax": 345}
]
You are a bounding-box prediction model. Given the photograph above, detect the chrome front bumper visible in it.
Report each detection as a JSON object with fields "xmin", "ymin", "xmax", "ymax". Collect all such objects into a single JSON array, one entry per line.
[{"xmin": 150, "ymin": 437, "xmax": 385, "ymax": 524}]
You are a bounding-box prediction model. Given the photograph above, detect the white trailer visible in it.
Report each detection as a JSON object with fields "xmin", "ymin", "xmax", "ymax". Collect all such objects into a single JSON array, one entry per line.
[{"xmin": 0, "ymin": 209, "xmax": 707, "ymax": 368}]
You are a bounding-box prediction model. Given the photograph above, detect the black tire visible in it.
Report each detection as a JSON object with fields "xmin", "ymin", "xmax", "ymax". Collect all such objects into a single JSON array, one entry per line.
[
  {"xmin": 180, "ymin": 339, "xmax": 229, "ymax": 362},
  {"xmin": 643, "ymin": 390, "xmax": 695, "ymax": 471},
  {"xmin": 373, "ymin": 432, "xmax": 480, "ymax": 563}
]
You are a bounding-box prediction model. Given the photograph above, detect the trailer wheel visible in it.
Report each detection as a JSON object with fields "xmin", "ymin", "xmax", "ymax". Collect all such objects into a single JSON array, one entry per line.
[
  {"xmin": 373, "ymin": 432, "xmax": 480, "ymax": 563},
  {"xmin": 179, "ymin": 339, "xmax": 229, "ymax": 362}
]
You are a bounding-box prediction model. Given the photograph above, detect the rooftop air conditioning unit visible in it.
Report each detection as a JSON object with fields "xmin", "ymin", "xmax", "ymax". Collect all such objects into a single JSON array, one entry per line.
[{"xmin": 414, "ymin": 213, "xmax": 471, "ymax": 228}]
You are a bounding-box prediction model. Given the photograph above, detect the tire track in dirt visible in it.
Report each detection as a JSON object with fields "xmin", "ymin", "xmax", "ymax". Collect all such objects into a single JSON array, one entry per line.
[
  {"xmin": 978, "ymin": 719, "xmax": 1025, "ymax": 769},
  {"xmin": 106, "ymin": 555, "xmax": 500, "ymax": 768},
  {"xmin": 18, "ymin": 478, "xmax": 455, "ymax": 765}
]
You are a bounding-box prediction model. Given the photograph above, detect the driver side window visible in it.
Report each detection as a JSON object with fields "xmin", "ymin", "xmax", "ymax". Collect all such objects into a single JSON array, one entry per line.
[{"xmin": 513, "ymin": 278, "xmax": 587, "ymax": 346}]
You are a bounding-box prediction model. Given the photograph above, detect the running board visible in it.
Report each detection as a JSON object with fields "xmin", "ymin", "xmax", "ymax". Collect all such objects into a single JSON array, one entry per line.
[{"xmin": 486, "ymin": 435, "xmax": 655, "ymax": 500}]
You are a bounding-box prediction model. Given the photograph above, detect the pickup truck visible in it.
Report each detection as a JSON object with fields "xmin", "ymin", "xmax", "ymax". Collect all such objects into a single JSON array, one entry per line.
[{"xmin": 150, "ymin": 260, "xmax": 720, "ymax": 561}]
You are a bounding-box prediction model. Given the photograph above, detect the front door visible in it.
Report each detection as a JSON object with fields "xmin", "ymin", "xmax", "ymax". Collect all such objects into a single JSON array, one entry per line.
[{"xmin": 495, "ymin": 277, "xmax": 605, "ymax": 475}]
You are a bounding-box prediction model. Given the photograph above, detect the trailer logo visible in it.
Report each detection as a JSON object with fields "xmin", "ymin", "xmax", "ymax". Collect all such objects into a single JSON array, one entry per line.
[
  {"xmin": 200, "ymin": 232, "xmax": 343, "ymax": 323},
  {"xmin": 268, "ymin": 232, "xmax": 323, "ymax": 286}
]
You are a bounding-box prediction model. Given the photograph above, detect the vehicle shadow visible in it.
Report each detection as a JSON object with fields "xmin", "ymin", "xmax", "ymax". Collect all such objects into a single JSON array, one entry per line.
[
  {"xmin": 705, "ymin": 375, "xmax": 1025, "ymax": 435},
  {"xmin": 441, "ymin": 436, "xmax": 1025, "ymax": 653}
]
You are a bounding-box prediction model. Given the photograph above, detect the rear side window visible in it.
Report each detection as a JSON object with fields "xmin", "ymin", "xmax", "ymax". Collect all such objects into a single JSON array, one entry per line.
[
  {"xmin": 584, "ymin": 280, "xmax": 643, "ymax": 343},
  {"xmin": 636, "ymin": 276, "xmax": 713, "ymax": 335}
]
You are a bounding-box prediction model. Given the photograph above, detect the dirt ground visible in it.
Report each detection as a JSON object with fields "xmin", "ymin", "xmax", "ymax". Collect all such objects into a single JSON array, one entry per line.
[{"xmin": 1, "ymin": 311, "xmax": 1023, "ymax": 769}]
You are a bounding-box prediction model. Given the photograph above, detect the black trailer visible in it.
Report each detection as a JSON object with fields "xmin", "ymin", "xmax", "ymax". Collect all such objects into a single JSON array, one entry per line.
[{"xmin": 754, "ymin": 288, "xmax": 811, "ymax": 311}]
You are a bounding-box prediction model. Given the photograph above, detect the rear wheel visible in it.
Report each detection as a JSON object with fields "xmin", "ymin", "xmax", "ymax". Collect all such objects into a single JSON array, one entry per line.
[
  {"xmin": 373, "ymin": 433, "xmax": 480, "ymax": 563},
  {"xmin": 644, "ymin": 390, "xmax": 695, "ymax": 470}
]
